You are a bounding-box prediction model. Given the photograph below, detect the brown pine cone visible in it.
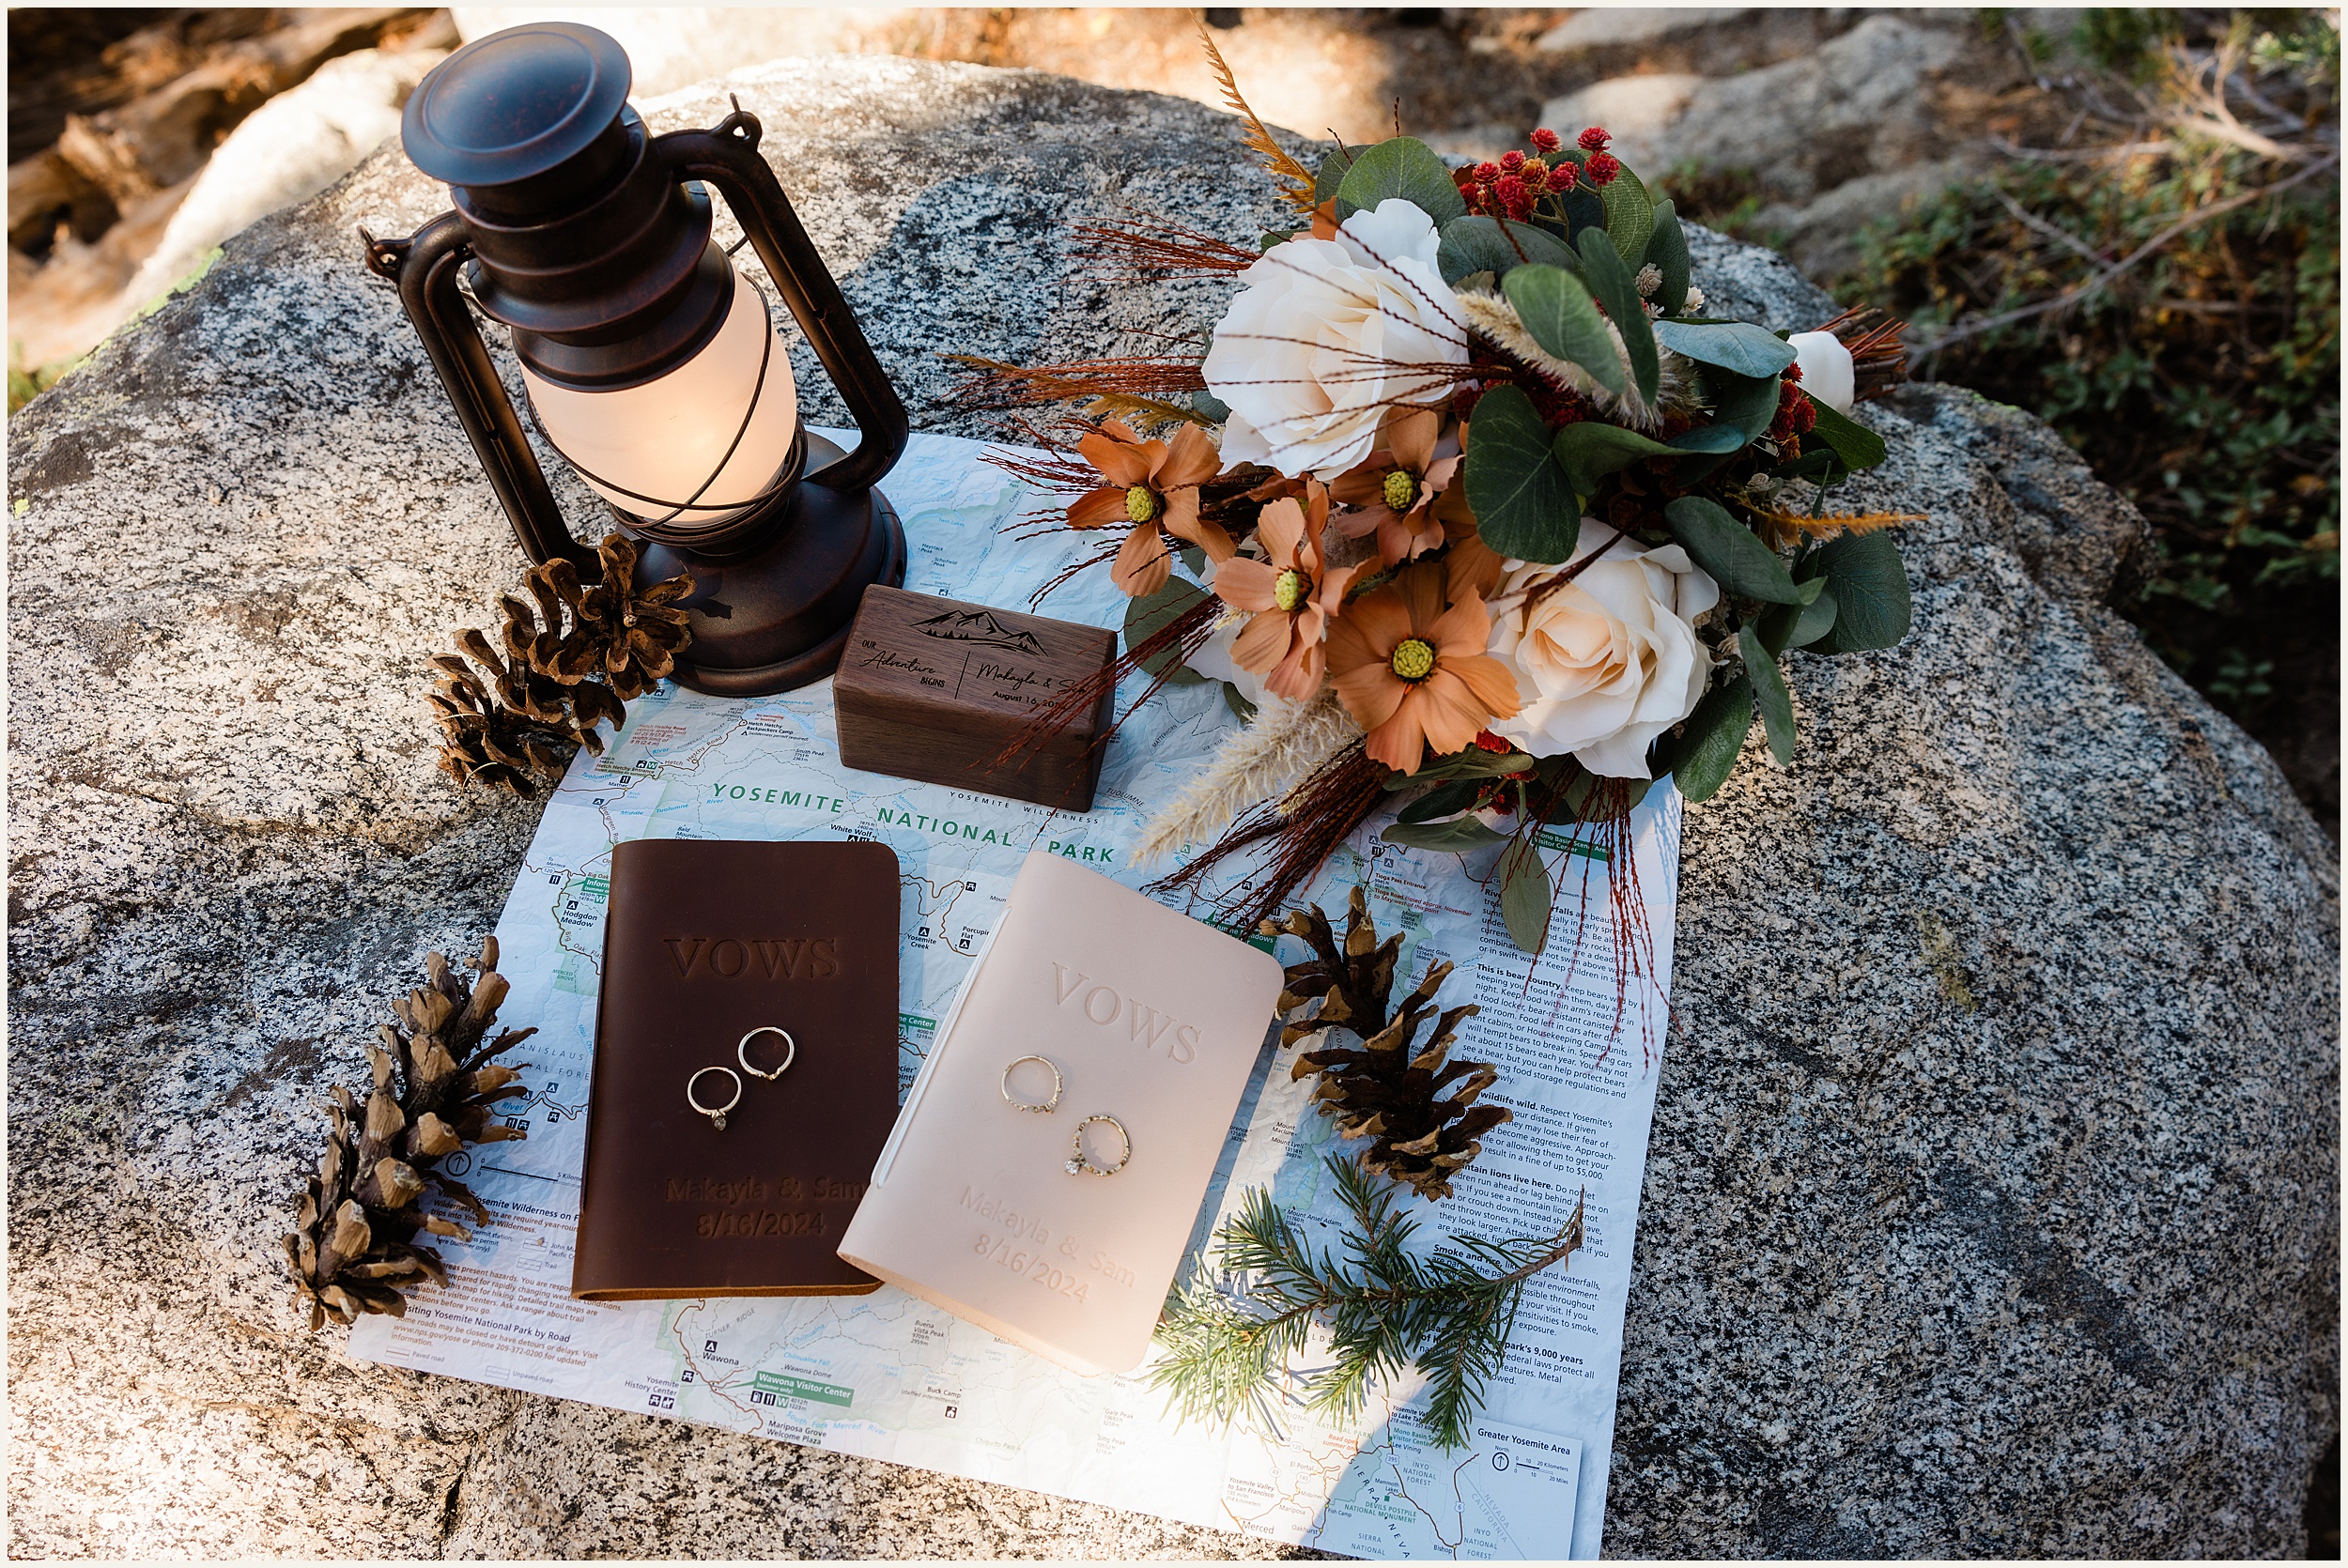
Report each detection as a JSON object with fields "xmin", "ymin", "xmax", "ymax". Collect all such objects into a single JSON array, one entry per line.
[
  {"xmin": 286, "ymin": 936, "xmax": 537, "ymax": 1330},
  {"xmin": 1262, "ymin": 886, "xmax": 1513, "ymax": 1202},
  {"xmin": 576, "ymin": 533, "xmax": 693, "ymax": 700}
]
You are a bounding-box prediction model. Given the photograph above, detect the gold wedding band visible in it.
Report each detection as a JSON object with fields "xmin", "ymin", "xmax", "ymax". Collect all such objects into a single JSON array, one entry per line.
[
  {"xmin": 1065, "ymin": 1114, "xmax": 1131, "ymax": 1176},
  {"xmin": 1001, "ymin": 1054, "xmax": 1064, "ymax": 1114}
]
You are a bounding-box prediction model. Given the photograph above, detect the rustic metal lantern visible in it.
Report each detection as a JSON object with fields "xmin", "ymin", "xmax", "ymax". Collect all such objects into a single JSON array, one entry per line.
[{"xmin": 363, "ymin": 21, "xmax": 906, "ymax": 694}]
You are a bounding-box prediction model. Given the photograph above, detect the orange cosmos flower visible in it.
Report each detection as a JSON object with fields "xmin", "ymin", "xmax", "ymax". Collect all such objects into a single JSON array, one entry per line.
[
  {"xmin": 1330, "ymin": 407, "xmax": 1460, "ymax": 566},
  {"xmin": 1432, "ymin": 481, "xmax": 1508, "ymax": 602},
  {"xmin": 1326, "ymin": 564, "xmax": 1522, "ymax": 775},
  {"xmin": 1066, "ymin": 419, "xmax": 1233, "ymax": 595},
  {"xmin": 1212, "ymin": 481, "xmax": 1358, "ymax": 700}
]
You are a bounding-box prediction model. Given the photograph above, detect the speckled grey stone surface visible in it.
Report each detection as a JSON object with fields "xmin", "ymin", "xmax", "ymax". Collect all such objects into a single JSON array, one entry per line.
[{"xmin": 8, "ymin": 56, "xmax": 2337, "ymax": 1560}]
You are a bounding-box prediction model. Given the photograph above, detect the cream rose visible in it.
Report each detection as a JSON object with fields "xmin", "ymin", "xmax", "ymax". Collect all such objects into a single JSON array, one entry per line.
[
  {"xmin": 1203, "ymin": 200, "xmax": 1469, "ymax": 480},
  {"xmin": 1485, "ymin": 525, "xmax": 1720, "ymax": 778},
  {"xmin": 1188, "ymin": 608, "xmax": 1277, "ymax": 710},
  {"xmin": 1786, "ymin": 331, "xmax": 1855, "ymax": 414}
]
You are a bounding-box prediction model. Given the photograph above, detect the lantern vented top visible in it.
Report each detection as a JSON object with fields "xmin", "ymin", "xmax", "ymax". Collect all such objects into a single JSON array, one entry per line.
[{"xmin": 402, "ymin": 22, "xmax": 633, "ymax": 215}]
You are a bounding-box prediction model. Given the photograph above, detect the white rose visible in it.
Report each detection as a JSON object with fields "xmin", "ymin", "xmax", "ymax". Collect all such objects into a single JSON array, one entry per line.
[
  {"xmin": 1786, "ymin": 331, "xmax": 1855, "ymax": 414},
  {"xmin": 1203, "ymin": 200, "xmax": 1469, "ymax": 480},
  {"xmin": 1188, "ymin": 610, "xmax": 1276, "ymax": 710},
  {"xmin": 1485, "ymin": 525, "xmax": 1721, "ymax": 778}
]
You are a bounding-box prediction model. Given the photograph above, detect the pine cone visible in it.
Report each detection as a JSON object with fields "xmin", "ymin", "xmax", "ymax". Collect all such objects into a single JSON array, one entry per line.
[
  {"xmin": 427, "ymin": 645, "xmax": 581, "ymax": 798},
  {"xmin": 505, "ymin": 534, "xmax": 693, "ymax": 700},
  {"xmin": 427, "ymin": 633, "xmax": 591, "ymax": 800},
  {"xmin": 285, "ymin": 936, "xmax": 538, "ymax": 1330},
  {"xmin": 577, "ymin": 533, "xmax": 693, "ymax": 700},
  {"xmin": 425, "ymin": 530, "xmax": 687, "ymax": 798},
  {"xmin": 1261, "ymin": 887, "xmax": 1512, "ymax": 1202}
]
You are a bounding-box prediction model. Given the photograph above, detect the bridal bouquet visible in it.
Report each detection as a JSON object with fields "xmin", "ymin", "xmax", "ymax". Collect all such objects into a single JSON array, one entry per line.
[{"xmin": 967, "ymin": 42, "xmax": 1917, "ymax": 962}]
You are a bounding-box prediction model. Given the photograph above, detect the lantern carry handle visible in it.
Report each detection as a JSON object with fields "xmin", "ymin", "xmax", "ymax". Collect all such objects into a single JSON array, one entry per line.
[
  {"xmin": 363, "ymin": 216, "xmax": 596, "ymax": 570},
  {"xmin": 652, "ymin": 101, "xmax": 909, "ymax": 498}
]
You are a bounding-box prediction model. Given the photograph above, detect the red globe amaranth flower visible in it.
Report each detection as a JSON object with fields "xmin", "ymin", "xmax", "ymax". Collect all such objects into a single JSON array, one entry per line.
[
  {"xmin": 1472, "ymin": 729, "xmax": 1511, "ymax": 753},
  {"xmin": 1522, "ymin": 158, "xmax": 1551, "ymax": 188},
  {"xmin": 1585, "ymin": 152, "xmax": 1620, "ymax": 187},
  {"xmin": 1492, "ymin": 175, "xmax": 1530, "ymax": 218},
  {"xmin": 1529, "ymin": 127, "xmax": 1562, "ymax": 153},
  {"xmin": 1499, "ymin": 149, "xmax": 1526, "ymax": 174},
  {"xmin": 1578, "ymin": 126, "xmax": 1612, "ymax": 152},
  {"xmin": 1474, "ymin": 161, "xmax": 1501, "ymax": 183},
  {"xmin": 1546, "ymin": 159, "xmax": 1579, "ymax": 193},
  {"xmin": 1767, "ymin": 381, "xmax": 1818, "ymax": 443}
]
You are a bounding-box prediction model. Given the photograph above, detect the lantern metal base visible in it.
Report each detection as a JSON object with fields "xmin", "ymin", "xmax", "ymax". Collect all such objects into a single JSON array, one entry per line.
[{"xmin": 628, "ymin": 431, "xmax": 907, "ymax": 697}]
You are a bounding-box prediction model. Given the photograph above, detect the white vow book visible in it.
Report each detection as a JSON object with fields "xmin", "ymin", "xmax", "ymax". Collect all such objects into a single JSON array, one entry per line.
[{"xmin": 838, "ymin": 850, "xmax": 1284, "ymax": 1376}]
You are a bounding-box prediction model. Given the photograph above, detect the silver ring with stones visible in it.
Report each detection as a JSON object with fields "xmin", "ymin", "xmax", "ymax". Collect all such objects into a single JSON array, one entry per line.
[
  {"xmin": 1066, "ymin": 1115, "xmax": 1131, "ymax": 1176},
  {"xmin": 1001, "ymin": 1054, "xmax": 1063, "ymax": 1114},
  {"xmin": 687, "ymin": 1067, "xmax": 744, "ymax": 1131},
  {"xmin": 738, "ymin": 1026, "xmax": 796, "ymax": 1082}
]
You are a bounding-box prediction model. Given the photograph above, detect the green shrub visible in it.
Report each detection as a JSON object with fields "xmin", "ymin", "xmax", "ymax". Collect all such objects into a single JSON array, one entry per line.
[{"xmin": 1842, "ymin": 8, "xmax": 2340, "ymax": 825}]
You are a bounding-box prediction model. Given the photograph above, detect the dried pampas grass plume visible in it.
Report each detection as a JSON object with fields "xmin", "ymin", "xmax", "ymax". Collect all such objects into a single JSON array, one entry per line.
[{"xmin": 1131, "ymin": 687, "xmax": 1364, "ymax": 869}]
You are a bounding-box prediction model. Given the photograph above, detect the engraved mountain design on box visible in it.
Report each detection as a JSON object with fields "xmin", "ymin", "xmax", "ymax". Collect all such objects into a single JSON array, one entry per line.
[{"xmin": 908, "ymin": 607, "xmax": 1045, "ymax": 655}]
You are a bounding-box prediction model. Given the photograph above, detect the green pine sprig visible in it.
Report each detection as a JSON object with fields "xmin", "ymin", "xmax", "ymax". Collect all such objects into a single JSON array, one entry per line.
[{"xmin": 1148, "ymin": 1155, "xmax": 1583, "ymax": 1450}]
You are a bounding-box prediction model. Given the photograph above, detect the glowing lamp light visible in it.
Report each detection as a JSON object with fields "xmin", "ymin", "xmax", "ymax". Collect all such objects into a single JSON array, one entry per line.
[{"xmin": 363, "ymin": 22, "xmax": 906, "ymax": 694}]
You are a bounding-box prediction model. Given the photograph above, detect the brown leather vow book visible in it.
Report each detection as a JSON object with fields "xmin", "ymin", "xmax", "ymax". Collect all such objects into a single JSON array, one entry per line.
[{"xmin": 573, "ymin": 838, "xmax": 901, "ymax": 1299}]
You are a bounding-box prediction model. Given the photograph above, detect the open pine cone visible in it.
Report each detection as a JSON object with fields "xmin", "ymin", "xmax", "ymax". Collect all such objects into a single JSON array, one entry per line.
[
  {"xmin": 428, "ymin": 637, "xmax": 594, "ymax": 798},
  {"xmin": 508, "ymin": 533, "xmax": 693, "ymax": 700},
  {"xmin": 285, "ymin": 936, "xmax": 536, "ymax": 1330},
  {"xmin": 1261, "ymin": 886, "xmax": 1512, "ymax": 1201},
  {"xmin": 428, "ymin": 532, "xmax": 689, "ymax": 796}
]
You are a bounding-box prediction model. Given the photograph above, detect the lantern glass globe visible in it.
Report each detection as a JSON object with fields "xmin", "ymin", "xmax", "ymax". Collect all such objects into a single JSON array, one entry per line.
[{"xmin": 521, "ymin": 269, "xmax": 799, "ymax": 529}]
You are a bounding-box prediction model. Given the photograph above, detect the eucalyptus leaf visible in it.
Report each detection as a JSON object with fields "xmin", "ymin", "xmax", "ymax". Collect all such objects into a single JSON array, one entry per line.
[
  {"xmin": 1443, "ymin": 747, "xmax": 1538, "ymax": 778},
  {"xmin": 1553, "ymin": 422, "xmax": 1674, "ymax": 498},
  {"xmin": 1124, "ymin": 578, "xmax": 1210, "ymax": 682},
  {"xmin": 1708, "ymin": 367, "xmax": 1784, "ymax": 443},
  {"xmin": 1334, "ymin": 136, "xmax": 1466, "ymax": 223},
  {"xmin": 1501, "ymin": 265, "xmax": 1620, "ymax": 392},
  {"xmin": 1394, "ymin": 744, "xmax": 1537, "ymax": 787},
  {"xmin": 1806, "ymin": 399, "xmax": 1889, "ymax": 470},
  {"xmin": 1463, "ymin": 386, "xmax": 1581, "ymax": 563},
  {"xmin": 1313, "ymin": 146, "xmax": 1357, "ymax": 206},
  {"xmin": 1645, "ymin": 198, "xmax": 1691, "ymax": 318},
  {"xmin": 1810, "ymin": 530, "xmax": 1911, "ymax": 653},
  {"xmin": 1598, "ymin": 161, "xmax": 1654, "ymax": 269},
  {"xmin": 1771, "ymin": 450, "xmax": 1841, "ymax": 483},
  {"xmin": 1259, "ymin": 231, "xmax": 1295, "ymax": 252},
  {"xmin": 1787, "ymin": 583, "xmax": 1840, "ymax": 648},
  {"xmin": 1576, "ymin": 228, "xmax": 1658, "ymax": 404},
  {"xmin": 1663, "ymin": 496, "xmax": 1804, "ymax": 604},
  {"xmin": 1437, "ymin": 215, "xmax": 1576, "ymax": 286},
  {"xmin": 1222, "ymin": 682, "xmax": 1258, "ymax": 723},
  {"xmin": 1383, "ymin": 816, "xmax": 1510, "ymax": 851},
  {"xmin": 1396, "ymin": 776, "xmax": 1487, "ymax": 824},
  {"xmin": 1192, "ymin": 389, "xmax": 1232, "ymax": 423},
  {"xmin": 1650, "ymin": 674, "xmax": 1754, "ymax": 802},
  {"xmin": 1499, "ymin": 841, "xmax": 1554, "ymax": 956},
  {"xmin": 1754, "ymin": 577, "xmax": 1829, "ymax": 655},
  {"xmin": 1738, "ymin": 629, "xmax": 1797, "ymax": 765},
  {"xmin": 1666, "ymin": 423, "xmax": 1750, "ymax": 455},
  {"xmin": 1558, "ymin": 187, "xmax": 1606, "ymax": 238},
  {"xmin": 1653, "ymin": 319, "xmax": 1799, "ymax": 379}
]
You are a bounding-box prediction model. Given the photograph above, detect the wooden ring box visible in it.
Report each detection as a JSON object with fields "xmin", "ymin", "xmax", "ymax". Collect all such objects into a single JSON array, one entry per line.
[{"xmin": 832, "ymin": 584, "xmax": 1116, "ymax": 811}]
